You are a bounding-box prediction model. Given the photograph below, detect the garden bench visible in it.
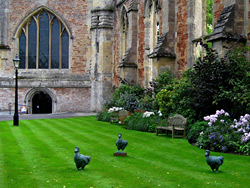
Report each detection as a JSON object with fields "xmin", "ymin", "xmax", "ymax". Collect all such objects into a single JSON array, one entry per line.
[
  {"xmin": 110, "ymin": 110, "xmax": 130, "ymax": 124},
  {"xmin": 110, "ymin": 112, "xmax": 119, "ymax": 124},
  {"xmin": 156, "ymin": 114, "xmax": 187, "ymax": 138},
  {"xmin": 119, "ymin": 110, "xmax": 130, "ymax": 124}
]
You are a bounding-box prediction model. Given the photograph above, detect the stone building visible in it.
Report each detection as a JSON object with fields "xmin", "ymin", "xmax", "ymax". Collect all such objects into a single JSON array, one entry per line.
[{"xmin": 0, "ymin": 0, "xmax": 249, "ymax": 113}]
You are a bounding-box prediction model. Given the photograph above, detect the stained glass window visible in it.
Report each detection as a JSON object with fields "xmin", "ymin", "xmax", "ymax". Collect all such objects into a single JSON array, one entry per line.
[
  {"xmin": 18, "ymin": 9, "xmax": 69, "ymax": 69},
  {"xmin": 19, "ymin": 31, "xmax": 26, "ymax": 69},
  {"xmin": 39, "ymin": 11, "xmax": 49, "ymax": 69},
  {"xmin": 62, "ymin": 31, "xmax": 69, "ymax": 69},
  {"xmin": 51, "ymin": 18, "xmax": 60, "ymax": 69},
  {"xmin": 28, "ymin": 18, "xmax": 37, "ymax": 69}
]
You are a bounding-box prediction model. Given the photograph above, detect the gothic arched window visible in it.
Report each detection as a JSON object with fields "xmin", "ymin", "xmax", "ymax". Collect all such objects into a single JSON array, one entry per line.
[
  {"xmin": 144, "ymin": 0, "xmax": 161, "ymax": 49},
  {"xmin": 120, "ymin": 6, "xmax": 129, "ymax": 58},
  {"xmin": 18, "ymin": 9, "xmax": 69, "ymax": 69}
]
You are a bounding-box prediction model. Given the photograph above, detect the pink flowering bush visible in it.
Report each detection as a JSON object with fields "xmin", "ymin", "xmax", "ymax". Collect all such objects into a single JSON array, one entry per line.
[{"xmin": 196, "ymin": 109, "xmax": 250, "ymax": 155}]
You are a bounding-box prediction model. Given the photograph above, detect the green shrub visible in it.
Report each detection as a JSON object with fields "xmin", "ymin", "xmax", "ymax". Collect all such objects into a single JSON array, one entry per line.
[
  {"xmin": 96, "ymin": 111, "xmax": 111, "ymax": 122},
  {"xmin": 153, "ymin": 69, "xmax": 174, "ymax": 93},
  {"xmin": 107, "ymin": 84, "xmax": 144, "ymax": 112},
  {"xmin": 137, "ymin": 95, "xmax": 156, "ymax": 111},
  {"xmin": 237, "ymin": 142, "xmax": 250, "ymax": 155},
  {"xmin": 189, "ymin": 44, "xmax": 250, "ymax": 120},
  {"xmin": 214, "ymin": 47, "xmax": 250, "ymax": 118},
  {"xmin": 124, "ymin": 112, "xmax": 160, "ymax": 132},
  {"xmin": 186, "ymin": 121, "xmax": 209, "ymax": 144},
  {"xmin": 155, "ymin": 70, "xmax": 196, "ymax": 122}
]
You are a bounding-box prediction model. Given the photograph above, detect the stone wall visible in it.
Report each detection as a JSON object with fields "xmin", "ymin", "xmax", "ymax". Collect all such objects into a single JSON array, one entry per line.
[{"xmin": 90, "ymin": 1, "xmax": 114, "ymax": 111}]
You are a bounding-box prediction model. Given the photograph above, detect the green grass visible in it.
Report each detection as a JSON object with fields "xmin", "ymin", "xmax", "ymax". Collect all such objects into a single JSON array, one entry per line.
[{"xmin": 0, "ymin": 116, "xmax": 249, "ymax": 188}]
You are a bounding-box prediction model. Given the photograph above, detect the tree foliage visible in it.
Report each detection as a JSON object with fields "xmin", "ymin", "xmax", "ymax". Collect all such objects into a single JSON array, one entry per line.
[{"xmin": 207, "ymin": 0, "xmax": 213, "ymax": 34}]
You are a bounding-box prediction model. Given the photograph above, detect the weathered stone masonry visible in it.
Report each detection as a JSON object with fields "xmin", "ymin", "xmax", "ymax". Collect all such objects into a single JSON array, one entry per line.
[{"xmin": 1, "ymin": 0, "xmax": 249, "ymax": 113}]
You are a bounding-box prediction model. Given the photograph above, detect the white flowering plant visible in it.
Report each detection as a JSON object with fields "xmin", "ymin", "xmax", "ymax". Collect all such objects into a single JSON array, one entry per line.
[
  {"xmin": 124, "ymin": 110, "xmax": 163, "ymax": 132},
  {"xmin": 142, "ymin": 110, "xmax": 162, "ymax": 118},
  {"xmin": 108, "ymin": 107, "xmax": 124, "ymax": 113},
  {"xmin": 142, "ymin": 111, "xmax": 155, "ymax": 118}
]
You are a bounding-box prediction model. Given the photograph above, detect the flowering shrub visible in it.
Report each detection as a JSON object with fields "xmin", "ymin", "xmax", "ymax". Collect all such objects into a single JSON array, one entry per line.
[
  {"xmin": 196, "ymin": 109, "xmax": 234, "ymax": 152},
  {"xmin": 231, "ymin": 114, "xmax": 250, "ymax": 143},
  {"xmin": 196, "ymin": 109, "xmax": 250, "ymax": 155},
  {"xmin": 108, "ymin": 107, "xmax": 124, "ymax": 113}
]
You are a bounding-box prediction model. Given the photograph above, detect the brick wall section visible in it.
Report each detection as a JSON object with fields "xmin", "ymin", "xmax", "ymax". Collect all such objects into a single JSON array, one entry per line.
[
  {"xmin": 137, "ymin": 0, "xmax": 145, "ymax": 86},
  {"xmin": 159, "ymin": 0, "xmax": 163, "ymax": 36},
  {"xmin": 9, "ymin": 0, "xmax": 91, "ymax": 74},
  {"xmin": 54, "ymin": 88, "xmax": 91, "ymax": 112},
  {"xmin": 249, "ymin": 0, "xmax": 250, "ymax": 20},
  {"xmin": 176, "ymin": 0, "xmax": 188, "ymax": 77},
  {"xmin": 0, "ymin": 87, "xmax": 91, "ymax": 112},
  {"xmin": 213, "ymin": 0, "xmax": 225, "ymax": 27},
  {"xmin": 0, "ymin": 88, "xmax": 15, "ymax": 112}
]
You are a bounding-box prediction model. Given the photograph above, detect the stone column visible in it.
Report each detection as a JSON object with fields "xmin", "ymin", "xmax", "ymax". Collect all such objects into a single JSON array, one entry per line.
[
  {"xmin": 187, "ymin": 0, "xmax": 203, "ymax": 67},
  {"xmin": 90, "ymin": 0, "xmax": 114, "ymax": 111},
  {"xmin": 0, "ymin": 0, "xmax": 9, "ymax": 48}
]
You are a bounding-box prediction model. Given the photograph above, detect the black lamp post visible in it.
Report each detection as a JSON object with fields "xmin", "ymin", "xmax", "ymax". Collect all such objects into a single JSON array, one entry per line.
[{"xmin": 13, "ymin": 54, "xmax": 20, "ymax": 126}]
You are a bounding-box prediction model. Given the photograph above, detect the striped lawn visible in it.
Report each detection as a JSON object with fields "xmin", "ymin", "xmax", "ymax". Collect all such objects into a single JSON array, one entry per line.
[{"xmin": 0, "ymin": 116, "xmax": 249, "ymax": 188}]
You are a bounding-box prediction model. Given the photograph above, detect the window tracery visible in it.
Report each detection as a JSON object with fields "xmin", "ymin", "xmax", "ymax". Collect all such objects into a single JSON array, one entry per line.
[
  {"xmin": 120, "ymin": 6, "xmax": 129, "ymax": 58},
  {"xmin": 18, "ymin": 9, "xmax": 69, "ymax": 69}
]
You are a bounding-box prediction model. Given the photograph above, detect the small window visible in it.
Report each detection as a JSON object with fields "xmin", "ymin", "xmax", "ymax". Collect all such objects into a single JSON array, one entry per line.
[
  {"xmin": 96, "ymin": 41, "xmax": 99, "ymax": 54},
  {"xmin": 157, "ymin": 22, "xmax": 160, "ymax": 42},
  {"xmin": 18, "ymin": 9, "xmax": 69, "ymax": 69}
]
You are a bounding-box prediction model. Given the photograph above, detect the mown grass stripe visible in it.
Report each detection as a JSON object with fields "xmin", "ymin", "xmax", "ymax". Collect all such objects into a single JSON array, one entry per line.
[
  {"xmin": 1, "ymin": 117, "xmax": 250, "ymax": 188},
  {"xmin": 0, "ymin": 122, "xmax": 9, "ymax": 188},
  {"xmin": 34, "ymin": 119, "xmax": 168, "ymax": 187},
  {"xmin": 0, "ymin": 122, "xmax": 40, "ymax": 188},
  {"xmin": 58, "ymin": 117, "xmax": 250, "ymax": 187},
  {"xmin": 35, "ymin": 118, "xmax": 152, "ymax": 188},
  {"xmin": 12, "ymin": 120, "xmax": 73, "ymax": 187},
  {"xmin": 23, "ymin": 119, "xmax": 99, "ymax": 187},
  {"xmin": 29, "ymin": 118, "xmax": 210, "ymax": 187}
]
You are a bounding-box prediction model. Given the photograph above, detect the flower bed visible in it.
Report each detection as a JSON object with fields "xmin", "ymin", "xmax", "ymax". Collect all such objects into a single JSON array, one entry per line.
[{"xmin": 196, "ymin": 109, "xmax": 250, "ymax": 155}]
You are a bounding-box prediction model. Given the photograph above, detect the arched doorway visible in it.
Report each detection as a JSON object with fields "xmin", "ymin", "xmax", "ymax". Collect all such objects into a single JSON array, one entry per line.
[
  {"xmin": 24, "ymin": 88, "xmax": 56, "ymax": 114},
  {"xmin": 32, "ymin": 92, "xmax": 52, "ymax": 114}
]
